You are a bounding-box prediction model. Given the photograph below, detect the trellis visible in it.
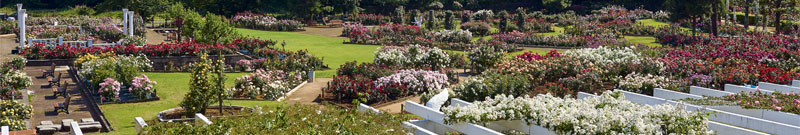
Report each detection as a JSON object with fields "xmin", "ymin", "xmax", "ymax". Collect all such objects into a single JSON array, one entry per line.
[{"xmin": 15, "ymin": 4, "xmax": 135, "ymax": 49}]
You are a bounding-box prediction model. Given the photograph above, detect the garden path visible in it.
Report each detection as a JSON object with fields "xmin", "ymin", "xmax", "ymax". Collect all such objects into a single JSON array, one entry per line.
[
  {"xmin": 285, "ymin": 78, "xmax": 332, "ymax": 105},
  {"xmin": 0, "ymin": 34, "xmax": 18, "ymax": 60},
  {"xmin": 296, "ymin": 27, "xmax": 345, "ymax": 39},
  {"xmin": 24, "ymin": 66, "xmax": 98, "ymax": 134},
  {"xmin": 144, "ymin": 29, "xmax": 169, "ymax": 44}
]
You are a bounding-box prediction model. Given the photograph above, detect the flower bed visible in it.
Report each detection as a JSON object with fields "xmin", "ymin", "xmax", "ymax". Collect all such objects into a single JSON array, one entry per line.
[
  {"xmin": 343, "ymin": 24, "xmax": 513, "ymax": 51},
  {"xmin": 0, "ymin": 100, "xmax": 33, "ymax": 130},
  {"xmin": 0, "ymin": 57, "xmax": 32, "ymax": 100},
  {"xmin": 76, "ymin": 54, "xmax": 158, "ymax": 103},
  {"xmin": 490, "ymin": 31, "xmax": 623, "ymax": 48},
  {"xmin": 227, "ymin": 69, "xmax": 305, "ymax": 100},
  {"xmin": 325, "ymin": 60, "xmax": 456, "ymax": 105},
  {"xmin": 231, "ymin": 11, "xmax": 304, "ymax": 31},
  {"xmin": 374, "ymin": 45, "xmax": 450, "ymax": 70},
  {"xmin": 683, "ymin": 90, "xmax": 800, "ymax": 115},
  {"xmin": 144, "ymin": 104, "xmax": 410, "ymax": 134},
  {"xmin": 350, "ymin": 14, "xmax": 391, "ymax": 25},
  {"xmin": 21, "ymin": 41, "xmax": 242, "ymax": 60},
  {"xmin": 442, "ymin": 92, "xmax": 712, "ymax": 134}
]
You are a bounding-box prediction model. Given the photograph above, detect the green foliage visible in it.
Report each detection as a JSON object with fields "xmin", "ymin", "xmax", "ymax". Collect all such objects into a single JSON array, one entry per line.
[
  {"xmin": 196, "ymin": 13, "xmax": 238, "ymax": 44},
  {"xmin": 543, "ymin": 0, "xmax": 572, "ymax": 12},
  {"xmin": 141, "ymin": 104, "xmax": 409, "ymax": 135},
  {"xmin": 0, "ymin": 100, "xmax": 33, "ymax": 130},
  {"xmin": 97, "ymin": 0, "xmax": 170, "ymax": 22},
  {"xmin": 394, "ymin": 6, "xmax": 406, "ymax": 25},
  {"xmin": 444, "ymin": 10, "xmax": 456, "ymax": 30},
  {"xmin": 468, "ymin": 46, "xmax": 505, "ymax": 73},
  {"xmin": 180, "ymin": 53, "xmax": 223, "ymax": 116},
  {"xmin": 425, "ymin": 10, "xmax": 437, "ymax": 30},
  {"xmin": 452, "ymin": 74, "xmax": 532, "ymax": 102}
]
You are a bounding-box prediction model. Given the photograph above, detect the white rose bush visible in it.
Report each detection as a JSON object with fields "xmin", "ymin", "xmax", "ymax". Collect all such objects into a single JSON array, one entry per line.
[{"xmin": 442, "ymin": 92, "xmax": 712, "ymax": 135}]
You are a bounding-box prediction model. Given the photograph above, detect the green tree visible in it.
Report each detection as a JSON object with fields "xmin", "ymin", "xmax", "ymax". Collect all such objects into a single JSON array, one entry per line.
[
  {"xmin": 444, "ymin": 10, "xmax": 456, "ymax": 30},
  {"xmin": 665, "ymin": 0, "xmax": 714, "ymax": 35},
  {"xmin": 542, "ymin": 0, "xmax": 572, "ymax": 12},
  {"xmin": 197, "ymin": 13, "xmax": 237, "ymax": 44},
  {"xmin": 425, "ymin": 10, "xmax": 436, "ymax": 29},
  {"xmin": 395, "ymin": 6, "xmax": 406, "ymax": 24},
  {"xmin": 180, "ymin": 53, "xmax": 218, "ymax": 116},
  {"xmin": 97, "ymin": 0, "xmax": 170, "ymax": 22},
  {"xmin": 515, "ymin": 7, "xmax": 527, "ymax": 31}
]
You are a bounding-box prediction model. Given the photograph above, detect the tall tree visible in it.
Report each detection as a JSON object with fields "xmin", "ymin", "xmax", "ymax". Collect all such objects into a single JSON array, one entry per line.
[{"xmin": 665, "ymin": 0, "xmax": 714, "ymax": 35}]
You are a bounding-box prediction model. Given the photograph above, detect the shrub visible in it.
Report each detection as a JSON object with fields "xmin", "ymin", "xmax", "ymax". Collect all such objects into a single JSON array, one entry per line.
[
  {"xmin": 141, "ymin": 105, "xmax": 410, "ymax": 134},
  {"xmin": 98, "ymin": 78, "xmax": 121, "ymax": 102},
  {"xmin": 180, "ymin": 54, "xmax": 223, "ymax": 116},
  {"xmin": 231, "ymin": 11, "xmax": 304, "ymax": 31},
  {"xmin": 374, "ymin": 45, "xmax": 451, "ymax": 69},
  {"xmin": 432, "ymin": 29, "xmax": 472, "ymax": 43},
  {"xmin": 467, "ymin": 46, "xmax": 505, "ymax": 73},
  {"xmin": 130, "ymin": 74, "xmax": 157, "ymax": 99},
  {"xmin": 351, "ymin": 14, "xmax": 391, "ymax": 25},
  {"xmin": 0, "ymin": 70, "xmax": 31, "ymax": 99},
  {"xmin": 460, "ymin": 21, "xmax": 491, "ymax": 36},
  {"xmin": 228, "ymin": 69, "xmax": 304, "ymax": 100},
  {"xmin": 618, "ymin": 72, "xmax": 680, "ymax": 94},
  {"xmin": 452, "ymin": 74, "xmax": 531, "ymax": 102},
  {"xmin": 336, "ymin": 61, "xmax": 393, "ymax": 79},
  {"xmin": 374, "ymin": 69, "xmax": 450, "ymax": 99},
  {"xmin": 0, "ymin": 100, "xmax": 33, "ymax": 130}
]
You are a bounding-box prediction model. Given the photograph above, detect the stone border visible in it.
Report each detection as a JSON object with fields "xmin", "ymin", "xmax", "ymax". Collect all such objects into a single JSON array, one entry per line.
[
  {"xmin": 758, "ymin": 82, "xmax": 800, "ymax": 93},
  {"xmin": 793, "ymin": 80, "xmax": 800, "ymax": 88},
  {"xmin": 724, "ymin": 84, "xmax": 773, "ymax": 93},
  {"xmin": 25, "ymin": 54, "xmax": 247, "ymax": 71},
  {"xmin": 156, "ymin": 105, "xmax": 251, "ymax": 122},
  {"xmin": 68, "ymin": 67, "xmax": 113, "ymax": 132},
  {"xmin": 227, "ymin": 81, "xmax": 307, "ymax": 101}
]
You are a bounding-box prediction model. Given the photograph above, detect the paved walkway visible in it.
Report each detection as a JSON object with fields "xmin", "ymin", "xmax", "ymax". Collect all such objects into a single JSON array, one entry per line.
[
  {"xmin": 0, "ymin": 34, "xmax": 19, "ymax": 60},
  {"xmin": 145, "ymin": 28, "xmax": 170, "ymax": 44},
  {"xmin": 285, "ymin": 78, "xmax": 331, "ymax": 105},
  {"xmin": 25, "ymin": 67, "xmax": 98, "ymax": 134}
]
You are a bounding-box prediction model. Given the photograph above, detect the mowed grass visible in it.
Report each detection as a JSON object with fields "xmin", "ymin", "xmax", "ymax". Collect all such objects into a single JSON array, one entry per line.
[
  {"xmin": 624, "ymin": 36, "xmax": 662, "ymax": 48},
  {"xmin": 98, "ymin": 72, "xmax": 284, "ymax": 135},
  {"xmin": 237, "ymin": 28, "xmax": 381, "ymax": 78}
]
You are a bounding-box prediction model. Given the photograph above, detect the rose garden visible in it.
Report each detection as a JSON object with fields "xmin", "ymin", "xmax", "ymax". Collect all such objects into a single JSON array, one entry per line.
[{"xmin": 0, "ymin": 0, "xmax": 799, "ymax": 135}]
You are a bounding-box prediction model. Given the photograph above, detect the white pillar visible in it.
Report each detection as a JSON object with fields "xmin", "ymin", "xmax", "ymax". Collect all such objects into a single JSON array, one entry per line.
[
  {"xmin": 725, "ymin": 0, "xmax": 729, "ymax": 24},
  {"xmin": 128, "ymin": 11, "xmax": 134, "ymax": 36},
  {"xmin": 123, "ymin": 8, "xmax": 128, "ymax": 34},
  {"xmin": 16, "ymin": 4, "xmax": 22, "ymax": 12},
  {"xmin": 18, "ymin": 9, "xmax": 25, "ymax": 49}
]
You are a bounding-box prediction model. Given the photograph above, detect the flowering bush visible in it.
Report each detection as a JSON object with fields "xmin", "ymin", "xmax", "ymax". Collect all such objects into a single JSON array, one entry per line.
[
  {"xmin": 618, "ymin": 72, "xmax": 680, "ymax": 94},
  {"xmin": 723, "ymin": 91, "xmax": 799, "ymax": 114},
  {"xmin": 0, "ymin": 100, "xmax": 33, "ymax": 130},
  {"xmin": 374, "ymin": 45, "xmax": 451, "ymax": 69},
  {"xmin": 231, "ymin": 11, "xmax": 304, "ymax": 31},
  {"xmin": 460, "ymin": 21, "xmax": 491, "ymax": 36},
  {"xmin": 374, "ymin": 69, "xmax": 450, "ymax": 100},
  {"xmin": 130, "ymin": 74, "xmax": 157, "ymax": 99},
  {"xmin": 98, "ymin": 78, "xmax": 121, "ymax": 102},
  {"xmin": 78, "ymin": 55, "xmax": 151, "ymax": 92},
  {"xmin": 491, "ymin": 31, "xmax": 623, "ymax": 48},
  {"xmin": 228, "ymin": 69, "xmax": 304, "ymax": 100},
  {"xmin": 82, "ymin": 23, "xmax": 125, "ymax": 42},
  {"xmin": 442, "ymin": 92, "xmax": 712, "ymax": 135},
  {"xmin": 351, "ymin": 14, "xmax": 391, "ymax": 25},
  {"xmin": 0, "ymin": 70, "xmax": 32, "ymax": 99},
  {"xmin": 141, "ymin": 104, "xmax": 410, "ymax": 134},
  {"xmin": 432, "ymin": 29, "xmax": 473, "ymax": 43},
  {"xmin": 515, "ymin": 50, "xmax": 560, "ymax": 62},
  {"xmin": 468, "ymin": 46, "xmax": 505, "ymax": 73},
  {"xmin": 451, "ymin": 74, "xmax": 531, "ymax": 102},
  {"xmin": 21, "ymin": 40, "xmax": 241, "ymax": 60}
]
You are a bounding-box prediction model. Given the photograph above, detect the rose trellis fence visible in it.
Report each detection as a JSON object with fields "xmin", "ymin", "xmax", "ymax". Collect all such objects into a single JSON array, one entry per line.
[{"xmin": 15, "ymin": 4, "xmax": 135, "ymax": 49}]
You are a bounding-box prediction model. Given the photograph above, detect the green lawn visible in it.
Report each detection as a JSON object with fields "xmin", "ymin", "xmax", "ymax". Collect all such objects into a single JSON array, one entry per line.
[
  {"xmin": 237, "ymin": 28, "xmax": 381, "ymax": 78},
  {"xmin": 624, "ymin": 36, "xmax": 662, "ymax": 48},
  {"xmin": 536, "ymin": 26, "xmax": 565, "ymax": 36},
  {"xmin": 98, "ymin": 72, "xmax": 284, "ymax": 135},
  {"xmin": 636, "ymin": 19, "xmax": 670, "ymax": 28}
]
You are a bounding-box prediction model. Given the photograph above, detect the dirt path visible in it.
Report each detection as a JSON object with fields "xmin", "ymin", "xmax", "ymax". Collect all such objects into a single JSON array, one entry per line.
[
  {"xmin": 145, "ymin": 29, "xmax": 170, "ymax": 44},
  {"xmin": 297, "ymin": 27, "xmax": 345, "ymax": 39},
  {"xmin": 0, "ymin": 34, "xmax": 19, "ymax": 60},
  {"xmin": 285, "ymin": 78, "xmax": 331, "ymax": 105}
]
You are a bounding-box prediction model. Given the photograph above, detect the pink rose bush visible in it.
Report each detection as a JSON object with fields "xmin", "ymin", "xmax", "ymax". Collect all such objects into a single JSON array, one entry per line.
[
  {"xmin": 130, "ymin": 74, "xmax": 157, "ymax": 99},
  {"xmin": 98, "ymin": 78, "xmax": 121, "ymax": 102}
]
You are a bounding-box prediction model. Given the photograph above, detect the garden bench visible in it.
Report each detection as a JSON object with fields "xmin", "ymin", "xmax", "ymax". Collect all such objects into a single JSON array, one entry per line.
[
  {"xmin": 327, "ymin": 20, "xmax": 343, "ymax": 28},
  {"xmin": 36, "ymin": 121, "xmax": 60, "ymax": 134},
  {"xmin": 53, "ymin": 96, "xmax": 71, "ymax": 114},
  {"xmin": 42, "ymin": 63, "xmax": 56, "ymax": 78},
  {"xmin": 52, "ymin": 81, "xmax": 69, "ymax": 98},
  {"xmin": 49, "ymin": 73, "xmax": 62, "ymax": 87}
]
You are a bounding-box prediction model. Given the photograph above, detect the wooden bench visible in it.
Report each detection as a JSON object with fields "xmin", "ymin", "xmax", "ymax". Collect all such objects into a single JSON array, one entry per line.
[
  {"xmin": 49, "ymin": 73, "xmax": 62, "ymax": 87},
  {"xmin": 54, "ymin": 96, "xmax": 71, "ymax": 114},
  {"xmin": 42, "ymin": 63, "xmax": 56, "ymax": 78},
  {"xmin": 52, "ymin": 81, "xmax": 69, "ymax": 98},
  {"xmin": 327, "ymin": 20, "xmax": 344, "ymax": 28}
]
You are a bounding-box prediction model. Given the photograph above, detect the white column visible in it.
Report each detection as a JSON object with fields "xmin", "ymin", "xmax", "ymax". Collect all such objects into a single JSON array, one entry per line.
[
  {"xmin": 725, "ymin": 0, "xmax": 729, "ymax": 24},
  {"xmin": 16, "ymin": 4, "xmax": 22, "ymax": 12},
  {"xmin": 123, "ymin": 8, "xmax": 128, "ymax": 34},
  {"xmin": 128, "ymin": 11, "xmax": 134, "ymax": 36},
  {"xmin": 18, "ymin": 9, "xmax": 25, "ymax": 49}
]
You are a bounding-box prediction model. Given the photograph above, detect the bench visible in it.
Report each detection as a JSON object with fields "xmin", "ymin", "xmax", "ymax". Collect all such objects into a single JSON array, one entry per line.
[
  {"xmin": 54, "ymin": 96, "xmax": 71, "ymax": 114},
  {"xmin": 327, "ymin": 20, "xmax": 344, "ymax": 28},
  {"xmin": 42, "ymin": 63, "xmax": 55, "ymax": 78},
  {"xmin": 49, "ymin": 73, "xmax": 62, "ymax": 87},
  {"xmin": 52, "ymin": 81, "xmax": 69, "ymax": 98}
]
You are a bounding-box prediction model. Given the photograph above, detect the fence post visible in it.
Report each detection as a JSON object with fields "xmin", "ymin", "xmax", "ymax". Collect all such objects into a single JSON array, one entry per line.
[
  {"xmin": 58, "ymin": 36, "xmax": 63, "ymax": 45},
  {"xmin": 87, "ymin": 39, "xmax": 93, "ymax": 47},
  {"xmin": 27, "ymin": 38, "xmax": 32, "ymax": 46}
]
